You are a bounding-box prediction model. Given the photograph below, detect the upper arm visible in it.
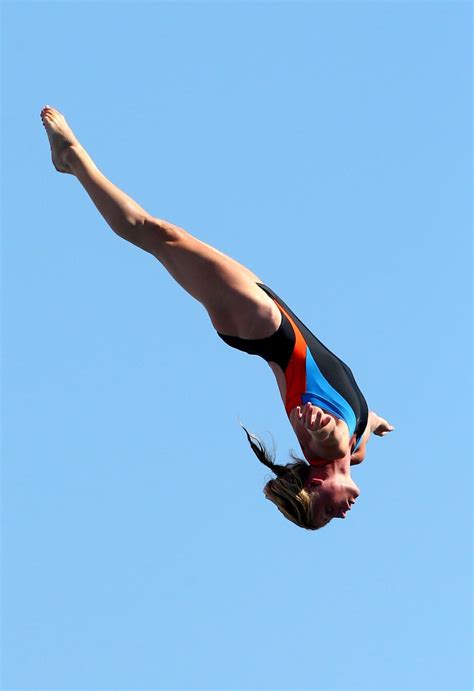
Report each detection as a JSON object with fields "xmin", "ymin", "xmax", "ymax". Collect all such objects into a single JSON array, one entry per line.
[
  {"xmin": 350, "ymin": 419, "xmax": 372, "ymax": 466},
  {"xmin": 350, "ymin": 438, "xmax": 367, "ymax": 465}
]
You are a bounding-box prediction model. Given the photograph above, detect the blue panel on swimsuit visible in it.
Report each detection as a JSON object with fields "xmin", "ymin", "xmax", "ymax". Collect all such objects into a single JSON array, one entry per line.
[{"xmin": 302, "ymin": 348, "xmax": 357, "ymax": 437}]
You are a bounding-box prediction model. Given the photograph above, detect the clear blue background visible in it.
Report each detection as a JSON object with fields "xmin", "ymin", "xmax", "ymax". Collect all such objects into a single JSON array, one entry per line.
[{"xmin": 2, "ymin": 2, "xmax": 472, "ymax": 690}]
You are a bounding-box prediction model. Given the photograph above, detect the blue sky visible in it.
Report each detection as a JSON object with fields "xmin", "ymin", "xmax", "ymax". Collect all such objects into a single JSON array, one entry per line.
[{"xmin": 2, "ymin": 2, "xmax": 472, "ymax": 690}]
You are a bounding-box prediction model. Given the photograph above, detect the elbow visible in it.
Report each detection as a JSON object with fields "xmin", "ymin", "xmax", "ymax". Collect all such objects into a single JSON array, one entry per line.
[{"xmin": 350, "ymin": 453, "xmax": 365, "ymax": 466}]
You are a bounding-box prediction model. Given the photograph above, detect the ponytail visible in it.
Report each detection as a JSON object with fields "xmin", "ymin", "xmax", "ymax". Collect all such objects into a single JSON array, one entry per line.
[
  {"xmin": 239, "ymin": 419, "xmax": 319, "ymax": 530},
  {"xmin": 239, "ymin": 420, "xmax": 288, "ymax": 477}
]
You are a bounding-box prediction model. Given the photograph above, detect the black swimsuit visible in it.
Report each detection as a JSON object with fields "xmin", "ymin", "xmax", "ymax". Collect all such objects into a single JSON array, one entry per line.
[{"xmin": 218, "ymin": 283, "xmax": 368, "ymax": 452}]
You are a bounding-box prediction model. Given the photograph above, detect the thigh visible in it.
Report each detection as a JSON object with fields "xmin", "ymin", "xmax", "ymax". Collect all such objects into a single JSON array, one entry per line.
[{"xmin": 150, "ymin": 219, "xmax": 281, "ymax": 338}]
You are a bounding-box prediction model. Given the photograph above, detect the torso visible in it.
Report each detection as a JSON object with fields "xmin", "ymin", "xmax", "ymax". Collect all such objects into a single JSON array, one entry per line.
[
  {"xmin": 268, "ymin": 360, "xmax": 288, "ymax": 402},
  {"xmin": 268, "ymin": 361, "xmax": 353, "ymax": 455},
  {"xmin": 217, "ymin": 282, "xmax": 368, "ymax": 459}
]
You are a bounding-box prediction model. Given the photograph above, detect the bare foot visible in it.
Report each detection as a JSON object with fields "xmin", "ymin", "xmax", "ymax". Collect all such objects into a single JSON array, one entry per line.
[{"xmin": 40, "ymin": 105, "xmax": 83, "ymax": 174}]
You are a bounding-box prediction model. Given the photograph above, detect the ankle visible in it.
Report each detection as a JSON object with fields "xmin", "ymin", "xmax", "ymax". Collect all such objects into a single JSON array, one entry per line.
[{"xmin": 65, "ymin": 145, "xmax": 95, "ymax": 175}]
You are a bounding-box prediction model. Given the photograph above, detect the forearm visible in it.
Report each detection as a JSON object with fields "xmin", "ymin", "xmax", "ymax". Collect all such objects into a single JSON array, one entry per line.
[
  {"xmin": 369, "ymin": 411, "xmax": 381, "ymax": 434},
  {"xmin": 350, "ymin": 411, "xmax": 394, "ymax": 465},
  {"xmin": 368, "ymin": 412, "xmax": 395, "ymax": 436}
]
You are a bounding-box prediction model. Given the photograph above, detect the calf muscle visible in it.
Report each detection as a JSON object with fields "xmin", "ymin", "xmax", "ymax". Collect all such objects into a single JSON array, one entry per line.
[
  {"xmin": 129, "ymin": 217, "xmax": 181, "ymax": 255},
  {"xmin": 65, "ymin": 138, "xmax": 273, "ymax": 337}
]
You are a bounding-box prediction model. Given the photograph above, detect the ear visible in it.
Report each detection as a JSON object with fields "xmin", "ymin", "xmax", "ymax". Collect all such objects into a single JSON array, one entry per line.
[
  {"xmin": 310, "ymin": 478, "xmax": 323, "ymax": 487},
  {"xmin": 305, "ymin": 477, "xmax": 323, "ymax": 490}
]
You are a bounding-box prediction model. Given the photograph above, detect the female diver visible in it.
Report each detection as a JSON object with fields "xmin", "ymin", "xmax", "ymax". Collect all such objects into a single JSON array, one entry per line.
[{"xmin": 40, "ymin": 106, "xmax": 394, "ymax": 531}]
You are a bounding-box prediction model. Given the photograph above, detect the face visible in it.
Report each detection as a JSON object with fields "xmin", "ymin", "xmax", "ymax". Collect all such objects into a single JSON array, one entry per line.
[{"xmin": 308, "ymin": 477, "xmax": 360, "ymax": 528}]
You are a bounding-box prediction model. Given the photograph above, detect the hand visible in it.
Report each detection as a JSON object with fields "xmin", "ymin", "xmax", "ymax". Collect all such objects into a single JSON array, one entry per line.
[
  {"xmin": 296, "ymin": 403, "xmax": 333, "ymax": 438},
  {"xmin": 371, "ymin": 414, "xmax": 395, "ymax": 436}
]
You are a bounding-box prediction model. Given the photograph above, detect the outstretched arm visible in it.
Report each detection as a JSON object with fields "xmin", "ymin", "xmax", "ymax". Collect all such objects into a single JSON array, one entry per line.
[
  {"xmin": 370, "ymin": 413, "xmax": 395, "ymax": 437},
  {"xmin": 350, "ymin": 412, "xmax": 395, "ymax": 465}
]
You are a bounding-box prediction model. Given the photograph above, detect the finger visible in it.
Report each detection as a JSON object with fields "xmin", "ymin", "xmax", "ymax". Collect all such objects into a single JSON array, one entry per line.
[
  {"xmin": 312, "ymin": 406, "xmax": 320, "ymax": 428},
  {"xmin": 301, "ymin": 404, "xmax": 307, "ymax": 425}
]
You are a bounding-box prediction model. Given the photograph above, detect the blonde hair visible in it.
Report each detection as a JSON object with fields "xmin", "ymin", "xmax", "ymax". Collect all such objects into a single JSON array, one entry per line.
[{"xmin": 240, "ymin": 422, "xmax": 321, "ymax": 530}]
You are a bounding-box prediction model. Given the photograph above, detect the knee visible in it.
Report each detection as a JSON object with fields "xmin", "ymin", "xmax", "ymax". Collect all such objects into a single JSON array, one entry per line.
[
  {"xmin": 132, "ymin": 217, "xmax": 182, "ymax": 255},
  {"xmin": 146, "ymin": 217, "xmax": 182, "ymax": 244}
]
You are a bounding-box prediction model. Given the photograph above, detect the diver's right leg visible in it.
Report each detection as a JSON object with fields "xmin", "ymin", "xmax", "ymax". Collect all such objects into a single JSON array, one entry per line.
[
  {"xmin": 40, "ymin": 106, "xmax": 280, "ymax": 338},
  {"xmin": 40, "ymin": 105, "xmax": 177, "ymax": 253}
]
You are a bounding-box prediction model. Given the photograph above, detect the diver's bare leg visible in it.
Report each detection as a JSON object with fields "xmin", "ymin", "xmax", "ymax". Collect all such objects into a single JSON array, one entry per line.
[{"xmin": 40, "ymin": 106, "xmax": 279, "ymax": 337}]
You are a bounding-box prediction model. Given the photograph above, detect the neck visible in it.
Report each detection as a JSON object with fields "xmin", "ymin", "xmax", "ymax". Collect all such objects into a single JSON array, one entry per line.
[{"xmin": 307, "ymin": 452, "xmax": 352, "ymax": 480}]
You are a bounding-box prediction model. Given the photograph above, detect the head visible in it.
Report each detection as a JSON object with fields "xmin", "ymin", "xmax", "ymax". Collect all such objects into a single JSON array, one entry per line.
[
  {"xmin": 304, "ymin": 471, "xmax": 360, "ymax": 529},
  {"xmin": 240, "ymin": 422, "xmax": 360, "ymax": 530}
]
